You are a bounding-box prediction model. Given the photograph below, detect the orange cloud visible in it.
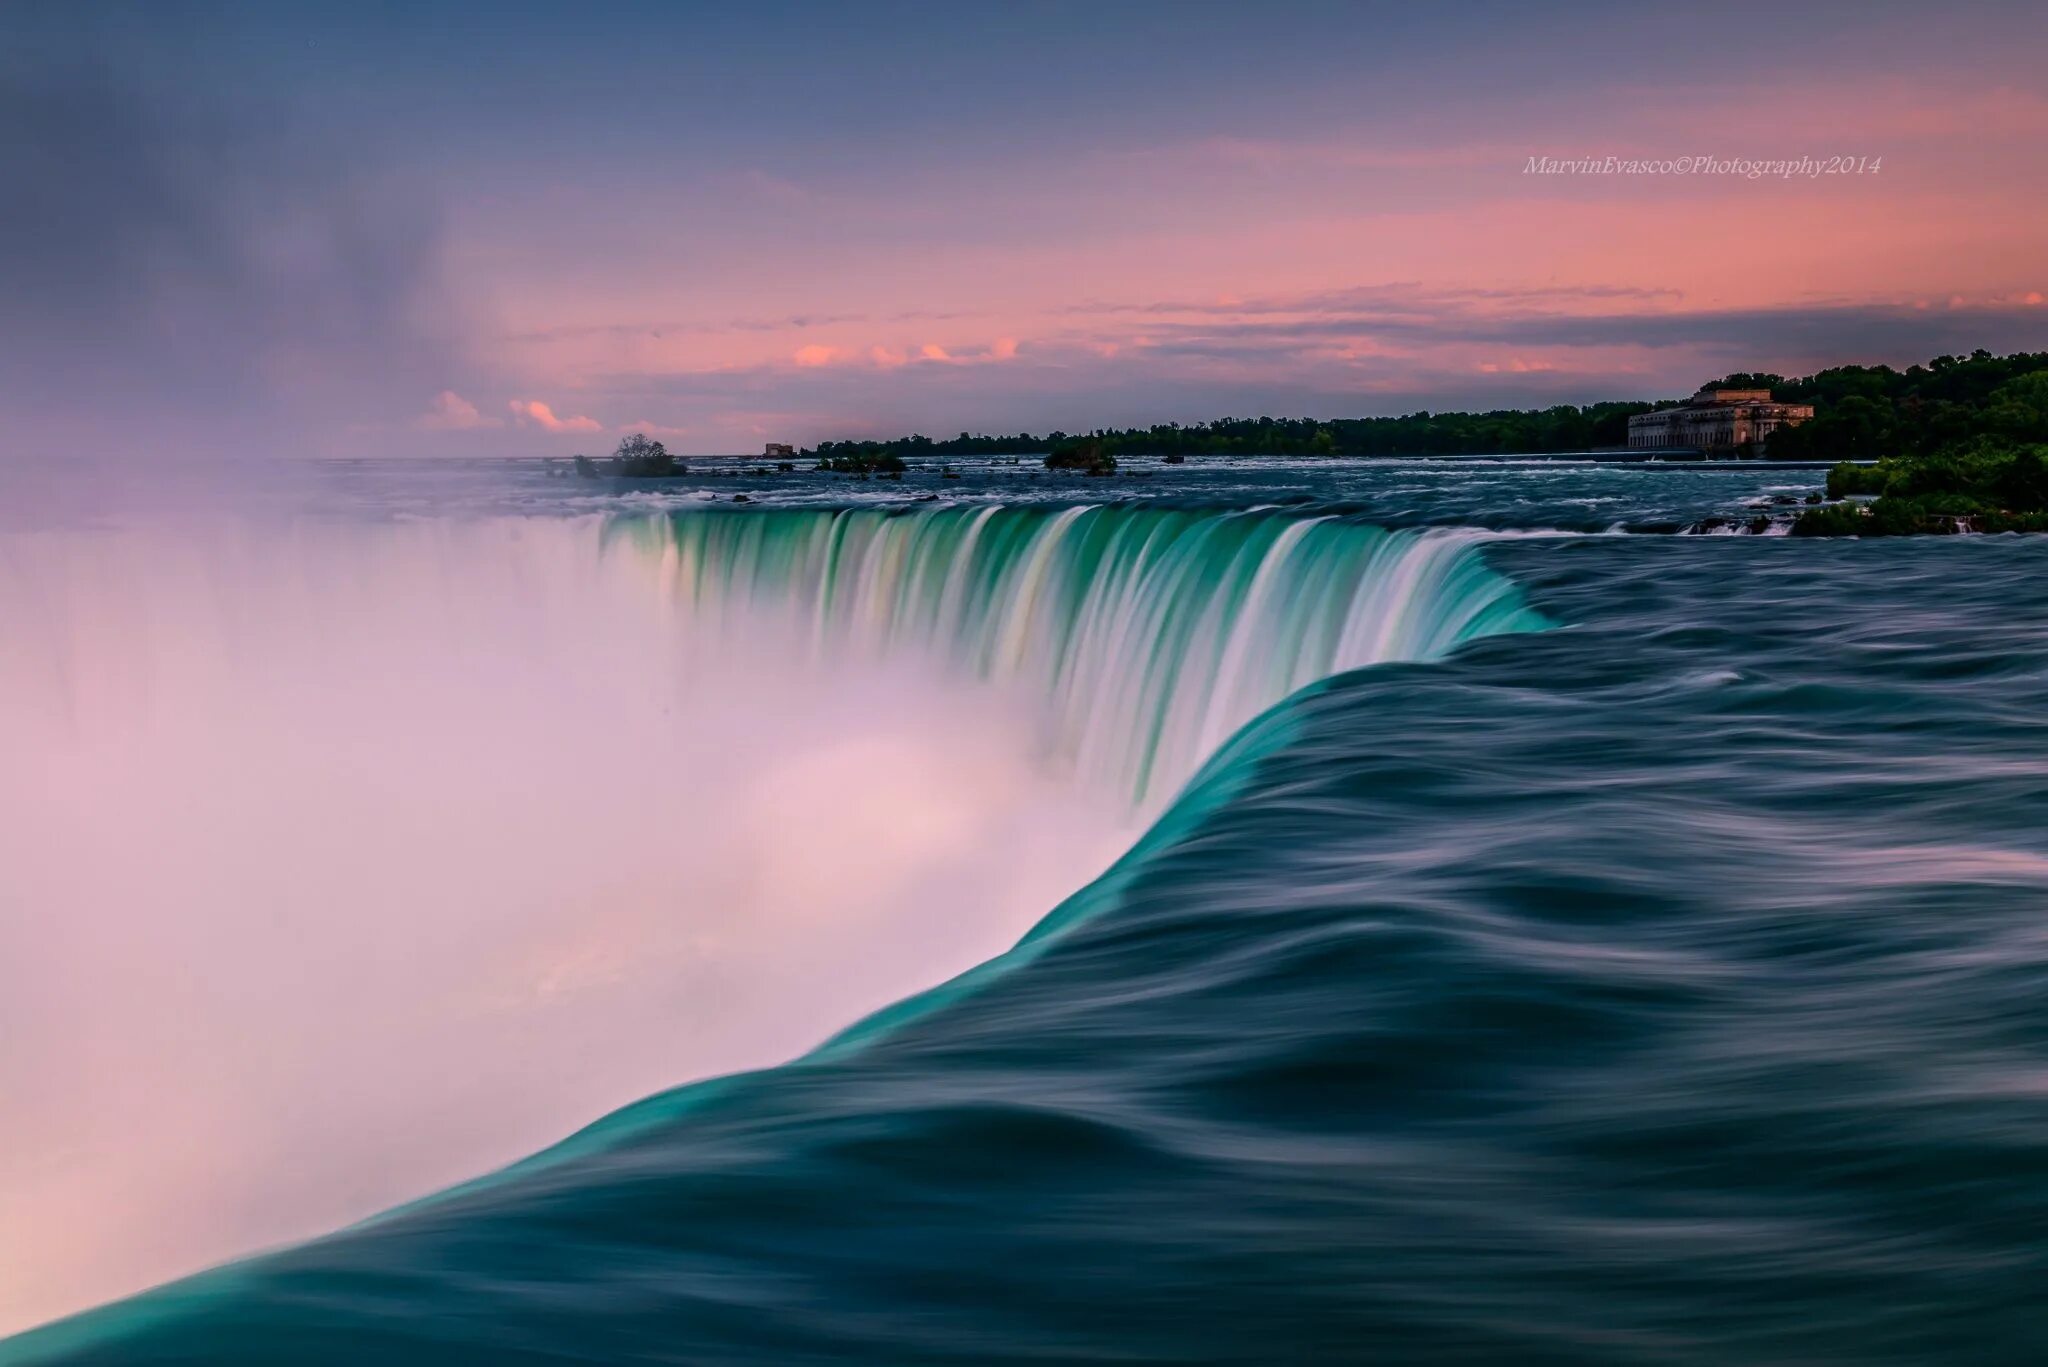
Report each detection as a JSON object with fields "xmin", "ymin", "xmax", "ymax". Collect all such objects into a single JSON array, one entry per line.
[
  {"xmin": 418, "ymin": 390, "xmax": 495, "ymax": 430},
  {"xmin": 870, "ymin": 345, "xmax": 909, "ymax": 368},
  {"xmin": 508, "ymin": 399, "xmax": 602, "ymax": 433},
  {"xmin": 793, "ymin": 344, "xmax": 843, "ymax": 367},
  {"xmin": 990, "ymin": 337, "xmax": 1019, "ymax": 360},
  {"xmin": 919, "ymin": 344, "xmax": 954, "ymax": 362}
]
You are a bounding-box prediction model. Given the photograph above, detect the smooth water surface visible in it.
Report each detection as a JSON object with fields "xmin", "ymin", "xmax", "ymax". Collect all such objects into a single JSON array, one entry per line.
[{"xmin": 6, "ymin": 459, "xmax": 2046, "ymax": 1365}]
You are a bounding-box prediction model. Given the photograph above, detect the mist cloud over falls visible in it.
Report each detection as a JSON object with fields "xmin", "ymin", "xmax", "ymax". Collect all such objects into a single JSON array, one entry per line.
[
  {"xmin": 0, "ymin": 45, "xmax": 456, "ymax": 459},
  {"xmin": 0, "ymin": 516, "xmax": 1131, "ymax": 1335}
]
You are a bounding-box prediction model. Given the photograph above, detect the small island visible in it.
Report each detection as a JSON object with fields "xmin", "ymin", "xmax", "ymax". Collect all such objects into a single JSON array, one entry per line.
[
  {"xmin": 574, "ymin": 433, "xmax": 687, "ymax": 478},
  {"xmin": 1044, "ymin": 437, "xmax": 1116, "ymax": 476},
  {"xmin": 815, "ymin": 451, "xmax": 907, "ymax": 475}
]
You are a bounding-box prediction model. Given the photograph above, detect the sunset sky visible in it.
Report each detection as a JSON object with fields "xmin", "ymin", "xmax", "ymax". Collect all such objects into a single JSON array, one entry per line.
[{"xmin": 6, "ymin": 0, "xmax": 2047, "ymax": 456}]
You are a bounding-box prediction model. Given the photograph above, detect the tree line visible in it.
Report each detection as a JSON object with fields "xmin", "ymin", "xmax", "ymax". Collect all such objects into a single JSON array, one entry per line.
[
  {"xmin": 804, "ymin": 350, "xmax": 2048, "ymax": 463},
  {"xmin": 808, "ymin": 403, "xmax": 1657, "ymax": 461},
  {"xmin": 1763, "ymin": 349, "xmax": 2048, "ymax": 460}
]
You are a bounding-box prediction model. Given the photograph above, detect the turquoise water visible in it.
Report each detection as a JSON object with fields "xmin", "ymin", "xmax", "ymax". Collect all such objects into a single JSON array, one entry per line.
[
  {"xmin": 7, "ymin": 463, "xmax": 2048, "ymax": 1364},
  {"xmin": 604, "ymin": 504, "xmax": 1541, "ymax": 806}
]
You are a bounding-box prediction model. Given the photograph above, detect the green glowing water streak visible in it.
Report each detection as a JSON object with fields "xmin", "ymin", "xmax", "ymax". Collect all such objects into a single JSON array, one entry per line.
[{"xmin": 604, "ymin": 503, "xmax": 1547, "ymax": 808}]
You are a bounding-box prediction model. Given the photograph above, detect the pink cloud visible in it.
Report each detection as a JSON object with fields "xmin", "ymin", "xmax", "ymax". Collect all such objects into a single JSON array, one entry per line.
[
  {"xmin": 456, "ymin": 61, "xmax": 2047, "ymax": 458},
  {"xmin": 508, "ymin": 399, "xmax": 602, "ymax": 433},
  {"xmin": 418, "ymin": 390, "xmax": 496, "ymax": 430}
]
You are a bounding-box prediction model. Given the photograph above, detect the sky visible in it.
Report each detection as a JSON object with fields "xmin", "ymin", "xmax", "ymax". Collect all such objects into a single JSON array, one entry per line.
[{"xmin": 3, "ymin": 0, "xmax": 2046, "ymax": 457}]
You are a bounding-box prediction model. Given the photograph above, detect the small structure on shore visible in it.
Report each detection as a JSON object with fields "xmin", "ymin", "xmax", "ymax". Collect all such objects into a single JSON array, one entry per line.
[
  {"xmin": 1628, "ymin": 388, "xmax": 1814, "ymax": 455},
  {"xmin": 763, "ymin": 442, "xmax": 795, "ymax": 458}
]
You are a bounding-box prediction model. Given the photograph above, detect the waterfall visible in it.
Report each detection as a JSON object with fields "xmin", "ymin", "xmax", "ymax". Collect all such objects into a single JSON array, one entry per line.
[
  {"xmin": 0, "ymin": 502, "xmax": 1544, "ymax": 1339},
  {"xmin": 607, "ymin": 504, "xmax": 1546, "ymax": 807}
]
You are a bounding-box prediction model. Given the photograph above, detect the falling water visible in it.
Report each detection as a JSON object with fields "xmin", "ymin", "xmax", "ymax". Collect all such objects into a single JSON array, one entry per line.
[
  {"xmin": 609, "ymin": 504, "xmax": 1545, "ymax": 806},
  {"xmin": 0, "ymin": 502, "xmax": 1544, "ymax": 1339}
]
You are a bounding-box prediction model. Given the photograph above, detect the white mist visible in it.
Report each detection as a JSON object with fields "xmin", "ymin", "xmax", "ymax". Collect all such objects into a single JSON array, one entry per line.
[{"xmin": 0, "ymin": 516, "xmax": 1133, "ymax": 1336}]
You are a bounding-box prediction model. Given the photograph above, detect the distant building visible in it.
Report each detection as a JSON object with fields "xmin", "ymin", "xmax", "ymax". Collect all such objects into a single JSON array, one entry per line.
[
  {"xmin": 764, "ymin": 442, "xmax": 795, "ymax": 458},
  {"xmin": 1627, "ymin": 388, "xmax": 1814, "ymax": 454}
]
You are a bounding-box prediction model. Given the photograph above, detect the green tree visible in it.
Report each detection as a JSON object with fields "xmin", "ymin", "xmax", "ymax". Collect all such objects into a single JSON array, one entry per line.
[{"xmin": 610, "ymin": 432, "xmax": 678, "ymax": 477}]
